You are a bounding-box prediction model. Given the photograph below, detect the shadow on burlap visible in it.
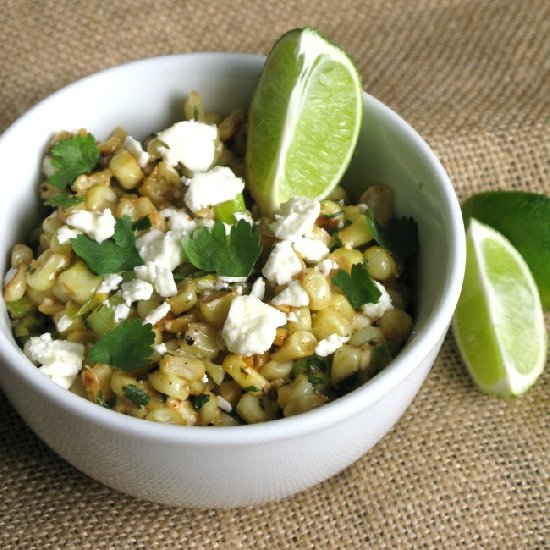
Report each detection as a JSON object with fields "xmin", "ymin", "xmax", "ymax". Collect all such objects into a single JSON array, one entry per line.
[{"xmin": 0, "ymin": 0, "xmax": 548, "ymax": 548}]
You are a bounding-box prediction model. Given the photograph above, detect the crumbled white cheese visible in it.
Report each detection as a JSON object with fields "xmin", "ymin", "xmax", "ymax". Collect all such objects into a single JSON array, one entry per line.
[
  {"xmin": 271, "ymin": 280, "xmax": 309, "ymax": 307},
  {"xmin": 184, "ymin": 166, "xmax": 245, "ymax": 212},
  {"xmin": 144, "ymin": 302, "xmax": 171, "ymax": 326},
  {"xmin": 222, "ymin": 295, "xmax": 286, "ymax": 356},
  {"xmin": 113, "ymin": 303, "xmax": 130, "ymax": 323},
  {"xmin": 134, "ymin": 262, "xmax": 177, "ymax": 298},
  {"xmin": 122, "ymin": 135, "xmax": 149, "ymax": 168},
  {"xmin": 120, "ymin": 279, "xmax": 154, "ymax": 305},
  {"xmin": 157, "ymin": 120, "xmax": 217, "ymax": 172},
  {"xmin": 97, "ymin": 273, "xmax": 123, "ymax": 294},
  {"xmin": 270, "ymin": 197, "xmax": 320, "ymax": 242},
  {"xmin": 66, "ymin": 209, "xmax": 116, "ymax": 243},
  {"xmin": 362, "ymin": 282, "xmax": 394, "ymax": 319},
  {"xmin": 286, "ymin": 311, "xmax": 298, "ymax": 323},
  {"xmin": 201, "ymin": 373, "xmax": 209, "ymax": 383},
  {"xmin": 3, "ymin": 267, "xmax": 17, "ymax": 286},
  {"xmin": 217, "ymin": 395, "xmax": 232, "ymax": 413},
  {"xmin": 314, "ymin": 334, "xmax": 350, "ymax": 357},
  {"xmin": 155, "ymin": 343, "xmax": 168, "ymax": 355},
  {"xmin": 42, "ymin": 156, "xmax": 56, "ymax": 177},
  {"xmin": 135, "ymin": 229, "xmax": 182, "ymax": 271},
  {"xmin": 23, "ymin": 333, "xmax": 85, "ymax": 389},
  {"xmin": 317, "ymin": 258, "xmax": 339, "ymax": 277},
  {"xmin": 56, "ymin": 226, "xmax": 81, "ymax": 244},
  {"xmin": 293, "ymin": 237, "xmax": 329, "ymax": 263},
  {"xmin": 161, "ymin": 208, "xmax": 199, "ymax": 237},
  {"xmin": 250, "ymin": 277, "xmax": 265, "ymax": 301},
  {"xmin": 262, "ymin": 240, "xmax": 303, "ymax": 285},
  {"xmin": 56, "ymin": 314, "xmax": 73, "ymax": 333}
]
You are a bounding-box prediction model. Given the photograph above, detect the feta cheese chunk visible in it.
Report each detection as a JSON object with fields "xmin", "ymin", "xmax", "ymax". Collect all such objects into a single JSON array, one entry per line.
[
  {"xmin": 317, "ymin": 258, "xmax": 339, "ymax": 277},
  {"xmin": 250, "ymin": 277, "xmax": 265, "ymax": 301},
  {"xmin": 286, "ymin": 311, "xmax": 298, "ymax": 323},
  {"xmin": 66, "ymin": 209, "xmax": 116, "ymax": 243},
  {"xmin": 113, "ymin": 303, "xmax": 130, "ymax": 323},
  {"xmin": 217, "ymin": 395, "xmax": 232, "ymax": 413},
  {"xmin": 262, "ymin": 240, "xmax": 303, "ymax": 286},
  {"xmin": 184, "ymin": 166, "xmax": 245, "ymax": 212},
  {"xmin": 270, "ymin": 197, "xmax": 320, "ymax": 242},
  {"xmin": 155, "ymin": 343, "xmax": 168, "ymax": 355},
  {"xmin": 293, "ymin": 237, "xmax": 329, "ymax": 263},
  {"xmin": 56, "ymin": 226, "xmax": 81, "ymax": 244},
  {"xmin": 222, "ymin": 295, "xmax": 286, "ymax": 356},
  {"xmin": 135, "ymin": 229, "xmax": 182, "ymax": 271},
  {"xmin": 271, "ymin": 280, "xmax": 309, "ymax": 307},
  {"xmin": 234, "ymin": 211, "xmax": 254, "ymax": 225},
  {"xmin": 362, "ymin": 282, "xmax": 394, "ymax": 319},
  {"xmin": 121, "ymin": 279, "xmax": 154, "ymax": 305},
  {"xmin": 144, "ymin": 302, "xmax": 171, "ymax": 326},
  {"xmin": 157, "ymin": 120, "xmax": 217, "ymax": 172},
  {"xmin": 55, "ymin": 314, "xmax": 73, "ymax": 333},
  {"xmin": 122, "ymin": 135, "xmax": 149, "ymax": 168},
  {"xmin": 161, "ymin": 208, "xmax": 198, "ymax": 237},
  {"xmin": 135, "ymin": 262, "xmax": 177, "ymax": 298},
  {"xmin": 314, "ymin": 334, "xmax": 350, "ymax": 357},
  {"xmin": 97, "ymin": 273, "xmax": 123, "ymax": 294},
  {"xmin": 23, "ymin": 333, "xmax": 85, "ymax": 389}
]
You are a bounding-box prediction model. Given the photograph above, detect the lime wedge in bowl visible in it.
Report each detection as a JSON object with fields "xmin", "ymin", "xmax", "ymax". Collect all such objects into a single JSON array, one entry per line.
[
  {"xmin": 452, "ymin": 218, "xmax": 547, "ymax": 397},
  {"xmin": 246, "ymin": 27, "xmax": 363, "ymax": 214}
]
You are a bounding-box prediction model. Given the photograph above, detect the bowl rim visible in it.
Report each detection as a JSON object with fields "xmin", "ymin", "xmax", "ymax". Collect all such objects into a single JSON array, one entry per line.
[{"xmin": 0, "ymin": 52, "xmax": 466, "ymax": 447}]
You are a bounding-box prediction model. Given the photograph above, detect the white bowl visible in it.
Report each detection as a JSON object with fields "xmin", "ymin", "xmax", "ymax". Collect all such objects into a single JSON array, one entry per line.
[{"xmin": 0, "ymin": 53, "xmax": 465, "ymax": 508}]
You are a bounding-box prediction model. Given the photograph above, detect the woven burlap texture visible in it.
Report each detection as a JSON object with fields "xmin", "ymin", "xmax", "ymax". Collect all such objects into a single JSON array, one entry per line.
[{"xmin": 1, "ymin": 0, "xmax": 548, "ymax": 548}]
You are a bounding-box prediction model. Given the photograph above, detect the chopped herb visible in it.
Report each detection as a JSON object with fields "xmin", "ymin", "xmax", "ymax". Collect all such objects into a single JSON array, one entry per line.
[
  {"xmin": 47, "ymin": 134, "xmax": 100, "ymax": 189},
  {"xmin": 371, "ymin": 344, "xmax": 392, "ymax": 372},
  {"xmin": 307, "ymin": 374, "xmax": 325, "ymax": 386},
  {"xmin": 193, "ymin": 106, "xmax": 200, "ymax": 121},
  {"xmin": 6, "ymin": 296, "xmax": 35, "ymax": 319},
  {"xmin": 325, "ymin": 211, "xmax": 343, "ymax": 219},
  {"xmin": 332, "ymin": 261, "xmax": 381, "ymax": 309},
  {"xmin": 71, "ymin": 216, "xmax": 144, "ymax": 275},
  {"xmin": 88, "ymin": 318, "xmax": 155, "ymax": 371},
  {"xmin": 46, "ymin": 193, "xmax": 85, "ymax": 208},
  {"xmin": 243, "ymin": 386, "xmax": 260, "ymax": 393},
  {"xmin": 191, "ymin": 393, "xmax": 210, "ymax": 410},
  {"xmin": 95, "ymin": 390, "xmax": 115, "ymax": 409},
  {"xmin": 123, "ymin": 384, "xmax": 150, "ymax": 407},
  {"xmin": 181, "ymin": 220, "xmax": 261, "ymax": 277},
  {"xmin": 365, "ymin": 210, "xmax": 418, "ymax": 262},
  {"xmin": 258, "ymin": 398, "xmax": 266, "ymax": 411},
  {"xmin": 185, "ymin": 336, "xmax": 195, "ymax": 346},
  {"xmin": 132, "ymin": 216, "xmax": 152, "ymax": 231}
]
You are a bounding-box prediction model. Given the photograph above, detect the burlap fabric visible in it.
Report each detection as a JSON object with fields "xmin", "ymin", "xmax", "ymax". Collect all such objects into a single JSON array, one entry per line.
[{"xmin": 0, "ymin": 0, "xmax": 548, "ymax": 547}]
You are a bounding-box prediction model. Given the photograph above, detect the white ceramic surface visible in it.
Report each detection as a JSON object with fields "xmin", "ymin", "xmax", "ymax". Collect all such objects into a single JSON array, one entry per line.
[{"xmin": 0, "ymin": 53, "xmax": 465, "ymax": 508}]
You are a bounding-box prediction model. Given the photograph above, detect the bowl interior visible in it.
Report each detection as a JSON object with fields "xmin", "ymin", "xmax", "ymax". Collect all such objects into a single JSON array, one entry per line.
[{"xmin": 0, "ymin": 53, "xmax": 463, "ymax": 439}]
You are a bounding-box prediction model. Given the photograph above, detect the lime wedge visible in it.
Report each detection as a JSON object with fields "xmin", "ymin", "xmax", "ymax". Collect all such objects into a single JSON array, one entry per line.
[
  {"xmin": 462, "ymin": 191, "xmax": 550, "ymax": 309},
  {"xmin": 246, "ymin": 28, "xmax": 363, "ymax": 214},
  {"xmin": 452, "ymin": 218, "xmax": 547, "ymax": 397}
]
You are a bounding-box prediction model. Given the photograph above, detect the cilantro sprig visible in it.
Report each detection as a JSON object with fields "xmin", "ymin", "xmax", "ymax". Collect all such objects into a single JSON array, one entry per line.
[
  {"xmin": 71, "ymin": 216, "xmax": 143, "ymax": 275},
  {"xmin": 365, "ymin": 210, "xmax": 418, "ymax": 262},
  {"xmin": 332, "ymin": 261, "xmax": 381, "ymax": 309},
  {"xmin": 88, "ymin": 318, "xmax": 155, "ymax": 372},
  {"xmin": 181, "ymin": 220, "xmax": 261, "ymax": 277},
  {"xmin": 47, "ymin": 134, "xmax": 100, "ymax": 189},
  {"xmin": 47, "ymin": 193, "xmax": 85, "ymax": 208}
]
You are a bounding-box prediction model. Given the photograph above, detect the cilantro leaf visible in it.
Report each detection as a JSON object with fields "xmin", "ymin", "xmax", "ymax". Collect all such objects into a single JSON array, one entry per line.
[
  {"xmin": 243, "ymin": 386, "xmax": 260, "ymax": 393},
  {"xmin": 181, "ymin": 220, "xmax": 261, "ymax": 277},
  {"xmin": 191, "ymin": 394, "xmax": 210, "ymax": 410},
  {"xmin": 371, "ymin": 344, "xmax": 392, "ymax": 372},
  {"xmin": 46, "ymin": 193, "xmax": 85, "ymax": 208},
  {"xmin": 47, "ymin": 134, "xmax": 100, "ymax": 189},
  {"xmin": 132, "ymin": 216, "xmax": 152, "ymax": 231},
  {"xmin": 123, "ymin": 384, "xmax": 150, "ymax": 407},
  {"xmin": 71, "ymin": 216, "xmax": 143, "ymax": 275},
  {"xmin": 365, "ymin": 210, "xmax": 419, "ymax": 261},
  {"xmin": 88, "ymin": 318, "xmax": 155, "ymax": 371},
  {"xmin": 332, "ymin": 261, "xmax": 381, "ymax": 309},
  {"xmin": 95, "ymin": 390, "xmax": 115, "ymax": 409}
]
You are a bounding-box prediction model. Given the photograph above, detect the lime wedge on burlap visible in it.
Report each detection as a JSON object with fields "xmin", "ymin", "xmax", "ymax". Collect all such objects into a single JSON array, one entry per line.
[
  {"xmin": 246, "ymin": 28, "xmax": 363, "ymax": 214},
  {"xmin": 462, "ymin": 191, "xmax": 550, "ymax": 309},
  {"xmin": 452, "ymin": 218, "xmax": 547, "ymax": 397}
]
